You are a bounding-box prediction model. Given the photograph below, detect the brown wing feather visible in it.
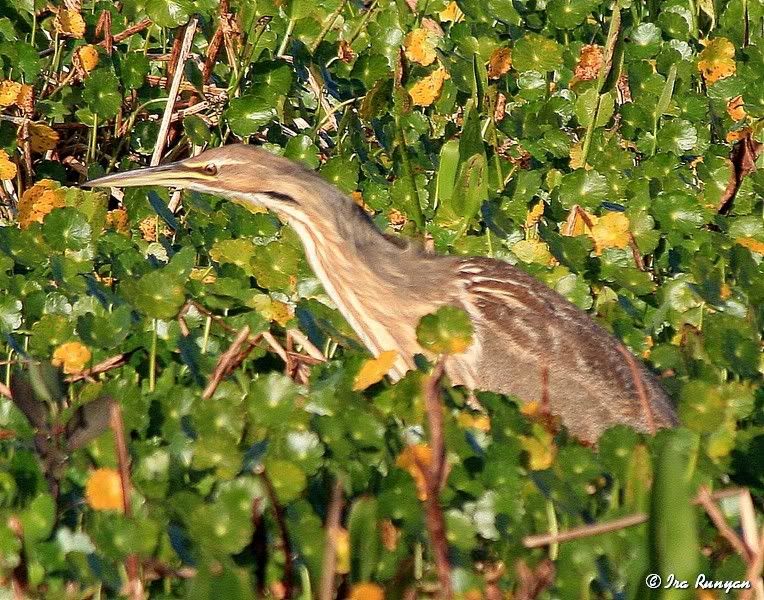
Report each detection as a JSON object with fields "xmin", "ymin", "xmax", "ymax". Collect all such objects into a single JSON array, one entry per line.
[{"xmin": 453, "ymin": 257, "xmax": 677, "ymax": 442}]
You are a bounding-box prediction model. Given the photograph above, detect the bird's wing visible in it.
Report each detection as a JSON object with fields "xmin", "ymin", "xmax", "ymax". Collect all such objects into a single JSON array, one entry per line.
[{"xmin": 453, "ymin": 257, "xmax": 677, "ymax": 441}]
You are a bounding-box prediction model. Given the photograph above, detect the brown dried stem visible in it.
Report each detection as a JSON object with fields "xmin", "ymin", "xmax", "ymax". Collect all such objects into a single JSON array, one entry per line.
[
  {"xmin": 318, "ymin": 477, "xmax": 345, "ymax": 600},
  {"xmin": 108, "ymin": 401, "xmax": 144, "ymax": 600},
  {"xmin": 260, "ymin": 470, "xmax": 294, "ymax": 599},
  {"xmin": 98, "ymin": 18, "xmax": 152, "ymax": 48},
  {"xmin": 697, "ymin": 485, "xmax": 755, "ymax": 562},
  {"xmin": 201, "ymin": 325, "xmax": 255, "ymax": 400},
  {"xmin": 420, "ymin": 360, "xmax": 452, "ymax": 598}
]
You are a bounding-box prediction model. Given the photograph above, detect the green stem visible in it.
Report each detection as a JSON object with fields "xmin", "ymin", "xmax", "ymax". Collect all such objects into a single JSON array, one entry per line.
[
  {"xmin": 309, "ymin": 0, "xmax": 348, "ymax": 54},
  {"xmin": 395, "ymin": 115, "xmax": 425, "ymax": 229},
  {"xmin": 201, "ymin": 316, "xmax": 212, "ymax": 355},
  {"xmin": 580, "ymin": 93, "xmax": 602, "ymax": 167},
  {"xmin": 276, "ymin": 17, "xmax": 296, "ymax": 57},
  {"xmin": 347, "ymin": 0, "xmax": 379, "ymax": 45},
  {"xmin": 149, "ymin": 319, "xmax": 157, "ymax": 392}
]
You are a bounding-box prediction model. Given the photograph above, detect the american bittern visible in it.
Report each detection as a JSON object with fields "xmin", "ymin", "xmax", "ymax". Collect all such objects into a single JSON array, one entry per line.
[{"xmin": 87, "ymin": 144, "xmax": 677, "ymax": 442}]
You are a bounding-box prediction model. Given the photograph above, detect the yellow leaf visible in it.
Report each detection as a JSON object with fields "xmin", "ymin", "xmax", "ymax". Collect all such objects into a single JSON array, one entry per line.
[
  {"xmin": 726, "ymin": 127, "xmax": 750, "ymax": 143},
  {"xmin": 456, "ymin": 412, "xmax": 491, "ymax": 432},
  {"xmin": 335, "ymin": 527, "xmax": 350, "ymax": 575},
  {"xmin": 105, "ymin": 208, "xmax": 129, "ymax": 233},
  {"xmin": 403, "ymin": 28, "xmax": 437, "ymax": 66},
  {"xmin": 51, "ymin": 341, "xmax": 92, "ymax": 374},
  {"xmin": 520, "ymin": 431, "xmax": 556, "ymax": 471},
  {"xmin": 439, "ymin": 1, "xmax": 463, "ymax": 22},
  {"xmin": 726, "ymin": 95, "xmax": 746, "ymax": 121},
  {"xmin": 0, "ymin": 80, "xmax": 21, "ymax": 107},
  {"xmin": 409, "ymin": 67, "xmax": 449, "ymax": 107},
  {"xmin": 487, "ymin": 47, "xmax": 511, "ymax": 79},
  {"xmin": 54, "ymin": 8, "xmax": 86, "ymax": 38},
  {"xmin": 353, "ymin": 350, "xmax": 398, "ymax": 391},
  {"xmin": 590, "ymin": 211, "xmax": 631, "ymax": 254},
  {"xmin": 511, "ymin": 239, "xmax": 556, "ymax": 266},
  {"xmin": 28, "ymin": 122, "xmax": 59, "ymax": 153},
  {"xmin": 0, "ymin": 149, "xmax": 17, "ymax": 180},
  {"xmin": 85, "ymin": 468, "xmax": 124, "ymax": 512},
  {"xmin": 16, "ymin": 84, "xmax": 34, "ymax": 114},
  {"xmin": 396, "ymin": 444, "xmax": 431, "ymax": 500},
  {"xmin": 77, "ymin": 44, "xmax": 100, "ymax": 72},
  {"xmin": 568, "ymin": 140, "xmax": 590, "ymax": 170},
  {"xmin": 190, "ymin": 267, "xmax": 217, "ymax": 284},
  {"xmin": 524, "ymin": 201, "xmax": 545, "ymax": 228},
  {"xmin": 264, "ymin": 299, "xmax": 294, "ymax": 327},
  {"xmin": 697, "ymin": 37, "xmax": 736, "ymax": 84},
  {"xmin": 349, "ymin": 582, "xmax": 385, "ymax": 600},
  {"xmin": 18, "ymin": 179, "xmax": 66, "ymax": 228},
  {"xmin": 574, "ymin": 44, "xmax": 604, "ymax": 81},
  {"xmin": 736, "ymin": 237, "xmax": 764, "ymax": 254}
]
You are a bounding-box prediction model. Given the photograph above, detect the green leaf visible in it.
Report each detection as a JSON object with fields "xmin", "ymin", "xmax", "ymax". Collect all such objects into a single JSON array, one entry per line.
[
  {"xmin": 558, "ymin": 169, "xmax": 608, "ymax": 209},
  {"xmin": 348, "ymin": 496, "xmax": 381, "ymax": 583},
  {"xmin": 512, "ymin": 34, "xmax": 563, "ymax": 72},
  {"xmin": 146, "ymin": 0, "xmax": 192, "ymax": 27},
  {"xmin": 547, "ymin": 0, "xmax": 598, "ymax": 29},
  {"xmin": 0, "ymin": 295, "xmax": 22, "ymax": 333},
  {"xmin": 416, "ymin": 305, "xmax": 474, "ymax": 355},
  {"xmin": 224, "ymin": 94, "xmax": 277, "ymax": 136},
  {"xmin": 82, "ymin": 69, "xmax": 122, "ymax": 118}
]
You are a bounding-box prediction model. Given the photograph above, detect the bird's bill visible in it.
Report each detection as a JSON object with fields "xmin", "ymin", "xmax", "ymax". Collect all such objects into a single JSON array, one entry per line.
[{"xmin": 83, "ymin": 162, "xmax": 202, "ymax": 189}]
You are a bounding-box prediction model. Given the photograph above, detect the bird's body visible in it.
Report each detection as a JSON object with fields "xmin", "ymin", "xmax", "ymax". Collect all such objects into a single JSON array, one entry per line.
[{"xmin": 87, "ymin": 144, "xmax": 677, "ymax": 442}]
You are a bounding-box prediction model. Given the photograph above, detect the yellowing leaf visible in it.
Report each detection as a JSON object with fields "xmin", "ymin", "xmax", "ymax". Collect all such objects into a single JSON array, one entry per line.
[
  {"xmin": 264, "ymin": 299, "xmax": 294, "ymax": 327},
  {"xmin": 698, "ymin": 37, "xmax": 736, "ymax": 84},
  {"xmin": 16, "ymin": 84, "xmax": 34, "ymax": 114},
  {"xmin": 520, "ymin": 431, "xmax": 556, "ymax": 471},
  {"xmin": 18, "ymin": 179, "xmax": 66, "ymax": 228},
  {"xmin": 0, "ymin": 149, "xmax": 17, "ymax": 181},
  {"xmin": 590, "ymin": 211, "xmax": 631, "ymax": 254},
  {"xmin": 511, "ymin": 239, "xmax": 556, "ymax": 266},
  {"xmin": 0, "ymin": 80, "xmax": 21, "ymax": 107},
  {"xmin": 736, "ymin": 237, "xmax": 764, "ymax": 254},
  {"xmin": 403, "ymin": 28, "xmax": 438, "ymax": 66},
  {"xmin": 85, "ymin": 468, "xmax": 124, "ymax": 511},
  {"xmin": 190, "ymin": 267, "xmax": 217, "ymax": 284},
  {"xmin": 456, "ymin": 412, "xmax": 491, "ymax": 432},
  {"xmin": 353, "ymin": 350, "xmax": 398, "ymax": 391},
  {"xmin": 524, "ymin": 201, "xmax": 545, "ymax": 228},
  {"xmin": 52, "ymin": 341, "xmax": 92, "ymax": 374},
  {"xmin": 54, "ymin": 8, "xmax": 86, "ymax": 38},
  {"xmin": 726, "ymin": 127, "xmax": 750, "ymax": 143},
  {"xmin": 349, "ymin": 583, "xmax": 385, "ymax": 600},
  {"xmin": 106, "ymin": 208, "xmax": 129, "ymax": 233},
  {"xmin": 335, "ymin": 527, "xmax": 350, "ymax": 574},
  {"xmin": 574, "ymin": 44, "xmax": 604, "ymax": 81},
  {"xmin": 28, "ymin": 123, "xmax": 59, "ymax": 153},
  {"xmin": 487, "ymin": 47, "xmax": 512, "ymax": 79},
  {"xmin": 439, "ymin": 1, "xmax": 463, "ymax": 22},
  {"xmin": 409, "ymin": 67, "xmax": 449, "ymax": 107},
  {"xmin": 396, "ymin": 444, "xmax": 431, "ymax": 500},
  {"xmin": 726, "ymin": 95, "xmax": 746, "ymax": 121},
  {"xmin": 76, "ymin": 45, "xmax": 100, "ymax": 72}
]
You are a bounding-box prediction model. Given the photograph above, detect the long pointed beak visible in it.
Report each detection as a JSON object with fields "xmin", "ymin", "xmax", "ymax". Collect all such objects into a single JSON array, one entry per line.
[{"xmin": 84, "ymin": 162, "xmax": 199, "ymax": 189}]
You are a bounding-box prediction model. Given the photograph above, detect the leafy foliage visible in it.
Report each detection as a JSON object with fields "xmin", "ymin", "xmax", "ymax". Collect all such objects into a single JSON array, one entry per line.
[{"xmin": 0, "ymin": 0, "xmax": 762, "ymax": 597}]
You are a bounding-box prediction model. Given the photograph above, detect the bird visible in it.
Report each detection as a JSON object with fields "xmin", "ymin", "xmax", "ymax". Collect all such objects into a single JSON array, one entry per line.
[{"xmin": 86, "ymin": 143, "xmax": 678, "ymax": 442}]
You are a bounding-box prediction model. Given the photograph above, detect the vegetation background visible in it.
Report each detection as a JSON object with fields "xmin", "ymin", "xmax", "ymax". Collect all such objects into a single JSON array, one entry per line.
[{"xmin": 0, "ymin": 0, "xmax": 762, "ymax": 597}]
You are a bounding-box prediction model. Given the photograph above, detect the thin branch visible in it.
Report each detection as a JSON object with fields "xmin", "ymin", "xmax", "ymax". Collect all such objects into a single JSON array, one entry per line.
[
  {"xmin": 109, "ymin": 401, "xmax": 143, "ymax": 600},
  {"xmin": 697, "ymin": 485, "xmax": 755, "ymax": 562},
  {"xmin": 260, "ymin": 471, "xmax": 294, "ymax": 599},
  {"xmin": 420, "ymin": 360, "xmax": 452, "ymax": 598},
  {"xmin": 523, "ymin": 487, "xmax": 748, "ymax": 548},
  {"xmin": 201, "ymin": 325, "xmax": 254, "ymax": 400},
  {"xmin": 65, "ymin": 353, "xmax": 125, "ymax": 383},
  {"xmin": 740, "ymin": 528, "xmax": 764, "ymax": 600},
  {"xmin": 98, "ymin": 18, "xmax": 152, "ymax": 48},
  {"xmin": 150, "ymin": 17, "xmax": 198, "ymax": 166},
  {"xmin": 319, "ymin": 477, "xmax": 345, "ymax": 600}
]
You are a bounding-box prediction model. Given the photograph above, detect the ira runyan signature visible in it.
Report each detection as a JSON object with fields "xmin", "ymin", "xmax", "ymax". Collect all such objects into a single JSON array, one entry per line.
[{"xmin": 662, "ymin": 574, "xmax": 751, "ymax": 593}]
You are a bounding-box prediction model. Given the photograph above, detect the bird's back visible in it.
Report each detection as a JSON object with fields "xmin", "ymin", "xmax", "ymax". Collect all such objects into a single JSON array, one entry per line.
[{"xmin": 448, "ymin": 256, "xmax": 677, "ymax": 442}]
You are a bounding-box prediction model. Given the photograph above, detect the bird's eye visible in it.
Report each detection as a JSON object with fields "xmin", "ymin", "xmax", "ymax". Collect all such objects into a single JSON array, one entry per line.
[{"xmin": 203, "ymin": 163, "xmax": 218, "ymax": 175}]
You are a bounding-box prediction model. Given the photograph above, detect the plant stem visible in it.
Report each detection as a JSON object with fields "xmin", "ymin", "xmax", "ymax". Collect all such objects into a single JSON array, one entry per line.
[
  {"xmin": 276, "ymin": 17, "xmax": 295, "ymax": 57},
  {"xmin": 149, "ymin": 319, "xmax": 157, "ymax": 392},
  {"xmin": 309, "ymin": 0, "xmax": 348, "ymax": 54}
]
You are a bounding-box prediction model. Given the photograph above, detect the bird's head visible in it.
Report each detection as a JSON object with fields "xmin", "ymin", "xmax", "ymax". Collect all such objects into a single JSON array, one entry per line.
[{"xmin": 85, "ymin": 144, "xmax": 318, "ymax": 218}]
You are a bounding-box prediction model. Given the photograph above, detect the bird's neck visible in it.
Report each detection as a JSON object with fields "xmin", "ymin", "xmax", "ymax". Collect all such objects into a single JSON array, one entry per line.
[{"xmin": 279, "ymin": 181, "xmax": 454, "ymax": 375}]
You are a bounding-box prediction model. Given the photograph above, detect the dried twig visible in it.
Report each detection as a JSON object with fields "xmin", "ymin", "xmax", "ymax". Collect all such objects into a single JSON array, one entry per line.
[
  {"xmin": 697, "ymin": 485, "xmax": 755, "ymax": 562},
  {"xmin": 201, "ymin": 325, "xmax": 254, "ymax": 400},
  {"xmin": 740, "ymin": 528, "xmax": 764, "ymax": 600},
  {"xmin": 419, "ymin": 360, "xmax": 452, "ymax": 598},
  {"xmin": 319, "ymin": 477, "xmax": 345, "ymax": 600},
  {"xmin": 95, "ymin": 10, "xmax": 113, "ymax": 54},
  {"xmin": 98, "ymin": 18, "xmax": 152, "ymax": 48},
  {"xmin": 65, "ymin": 354, "xmax": 125, "ymax": 383},
  {"xmin": 109, "ymin": 401, "xmax": 143, "ymax": 600},
  {"xmin": 260, "ymin": 470, "xmax": 294, "ymax": 599},
  {"xmin": 718, "ymin": 130, "xmax": 762, "ymax": 213},
  {"xmin": 523, "ymin": 487, "xmax": 747, "ymax": 548},
  {"xmin": 151, "ymin": 17, "xmax": 198, "ymax": 166},
  {"xmin": 515, "ymin": 559, "xmax": 555, "ymax": 600}
]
